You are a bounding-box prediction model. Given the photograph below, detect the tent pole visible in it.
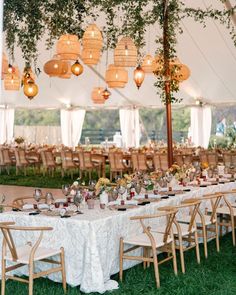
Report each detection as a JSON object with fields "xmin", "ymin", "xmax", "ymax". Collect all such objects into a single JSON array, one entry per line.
[{"xmin": 163, "ymin": 0, "xmax": 173, "ymax": 167}]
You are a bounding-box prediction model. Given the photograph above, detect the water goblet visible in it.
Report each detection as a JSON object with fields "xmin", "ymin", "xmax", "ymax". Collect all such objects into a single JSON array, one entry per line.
[
  {"xmin": 33, "ymin": 188, "xmax": 42, "ymax": 210},
  {"xmin": 74, "ymin": 190, "xmax": 83, "ymax": 214},
  {"xmin": 45, "ymin": 192, "xmax": 54, "ymax": 211}
]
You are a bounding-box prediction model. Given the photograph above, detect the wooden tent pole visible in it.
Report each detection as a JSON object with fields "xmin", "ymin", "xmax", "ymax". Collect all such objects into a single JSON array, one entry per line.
[{"xmin": 163, "ymin": 0, "xmax": 173, "ymax": 167}]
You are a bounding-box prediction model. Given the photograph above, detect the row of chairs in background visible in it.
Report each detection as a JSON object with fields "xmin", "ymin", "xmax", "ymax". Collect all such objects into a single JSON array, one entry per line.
[{"xmin": 120, "ymin": 189, "xmax": 236, "ymax": 288}]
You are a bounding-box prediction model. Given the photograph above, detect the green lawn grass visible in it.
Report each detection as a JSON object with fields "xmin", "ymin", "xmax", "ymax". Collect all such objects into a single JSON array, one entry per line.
[{"xmin": 3, "ymin": 233, "xmax": 236, "ymax": 295}]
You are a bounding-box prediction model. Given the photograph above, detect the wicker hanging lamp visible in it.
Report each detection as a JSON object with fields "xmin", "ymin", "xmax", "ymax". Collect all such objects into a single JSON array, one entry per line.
[
  {"xmin": 105, "ymin": 64, "xmax": 128, "ymax": 88},
  {"xmin": 91, "ymin": 87, "xmax": 105, "ymax": 104},
  {"xmin": 56, "ymin": 34, "xmax": 80, "ymax": 61},
  {"xmin": 2, "ymin": 52, "xmax": 8, "ymax": 79},
  {"xmin": 81, "ymin": 49, "xmax": 100, "ymax": 65},
  {"xmin": 44, "ymin": 55, "xmax": 69, "ymax": 77},
  {"xmin": 170, "ymin": 58, "xmax": 190, "ymax": 82},
  {"xmin": 4, "ymin": 73, "xmax": 20, "ymax": 91},
  {"xmin": 142, "ymin": 54, "xmax": 155, "ymax": 73},
  {"xmin": 58, "ymin": 62, "xmax": 72, "ymax": 79},
  {"xmin": 114, "ymin": 37, "xmax": 137, "ymax": 67},
  {"xmin": 82, "ymin": 24, "xmax": 103, "ymax": 51}
]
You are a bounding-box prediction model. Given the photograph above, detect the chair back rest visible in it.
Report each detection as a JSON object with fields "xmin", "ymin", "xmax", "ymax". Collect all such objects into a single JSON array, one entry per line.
[
  {"xmin": 183, "ymin": 154, "xmax": 192, "ymax": 165},
  {"xmin": 207, "ymin": 152, "xmax": 218, "ymax": 167},
  {"xmin": 0, "ymin": 149, "xmax": 4, "ymax": 165},
  {"xmin": 61, "ymin": 150, "xmax": 74, "ymax": 167},
  {"xmin": 41, "ymin": 150, "xmax": 55, "ymax": 167},
  {"xmin": 131, "ymin": 153, "xmax": 139, "ymax": 172},
  {"xmin": 137, "ymin": 153, "xmax": 147, "ymax": 170},
  {"xmin": 130, "ymin": 210, "xmax": 177, "ymax": 245},
  {"xmin": 108, "ymin": 152, "xmax": 116, "ymax": 170},
  {"xmin": 79, "ymin": 151, "xmax": 93, "ymax": 169},
  {"xmin": 0, "ymin": 223, "xmax": 53, "ymax": 262},
  {"xmin": 153, "ymin": 154, "xmax": 161, "ymax": 171},
  {"xmin": 114, "ymin": 152, "xmax": 125, "ymax": 170},
  {"xmin": 179, "ymin": 199, "xmax": 201, "ymax": 232},
  {"xmin": 231, "ymin": 154, "xmax": 236, "ymax": 166},
  {"xmin": 14, "ymin": 149, "xmax": 27, "ymax": 166},
  {"xmin": 159, "ymin": 154, "xmax": 169, "ymax": 171},
  {"xmin": 201, "ymin": 193, "xmax": 223, "ymax": 222}
]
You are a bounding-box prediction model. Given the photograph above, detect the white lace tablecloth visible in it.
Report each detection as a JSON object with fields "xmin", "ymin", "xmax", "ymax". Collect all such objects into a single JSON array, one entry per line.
[{"xmin": 0, "ymin": 182, "xmax": 235, "ymax": 293}]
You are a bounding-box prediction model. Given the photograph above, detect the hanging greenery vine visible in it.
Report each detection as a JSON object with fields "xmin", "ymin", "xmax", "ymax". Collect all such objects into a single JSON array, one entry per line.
[{"xmin": 3, "ymin": 0, "xmax": 236, "ymax": 103}]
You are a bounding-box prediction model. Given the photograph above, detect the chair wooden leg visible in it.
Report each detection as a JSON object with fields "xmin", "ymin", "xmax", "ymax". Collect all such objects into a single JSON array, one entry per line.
[
  {"xmin": 231, "ymin": 215, "xmax": 235, "ymax": 246},
  {"xmin": 171, "ymin": 239, "xmax": 178, "ymax": 275},
  {"xmin": 119, "ymin": 238, "xmax": 124, "ymax": 282},
  {"xmin": 202, "ymin": 225, "xmax": 208, "ymax": 258},
  {"xmin": 178, "ymin": 236, "xmax": 185, "ymax": 274},
  {"xmin": 1, "ymin": 258, "xmax": 6, "ymax": 295},
  {"xmin": 143, "ymin": 247, "xmax": 147, "ymax": 269},
  {"xmin": 152, "ymin": 248, "xmax": 160, "ymax": 288},
  {"xmin": 60, "ymin": 248, "xmax": 67, "ymax": 293},
  {"xmin": 28, "ymin": 262, "xmax": 34, "ymax": 295},
  {"xmin": 215, "ymin": 221, "xmax": 220, "ymax": 252},
  {"xmin": 194, "ymin": 231, "xmax": 200, "ymax": 264}
]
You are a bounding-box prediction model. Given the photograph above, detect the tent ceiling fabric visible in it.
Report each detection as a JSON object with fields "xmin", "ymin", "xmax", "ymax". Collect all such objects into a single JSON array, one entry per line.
[{"xmin": 0, "ymin": 0, "xmax": 236, "ymax": 109}]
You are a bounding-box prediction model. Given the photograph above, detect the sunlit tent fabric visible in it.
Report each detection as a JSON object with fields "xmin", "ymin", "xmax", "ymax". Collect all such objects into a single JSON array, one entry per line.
[
  {"xmin": 119, "ymin": 108, "xmax": 140, "ymax": 148},
  {"xmin": 190, "ymin": 106, "xmax": 212, "ymax": 149},
  {"xmin": 0, "ymin": 108, "xmax": 14, "ymax": 144},
  {"xmin": 60, "ymin": 109, "xmax": 85, "ymax": 147}
]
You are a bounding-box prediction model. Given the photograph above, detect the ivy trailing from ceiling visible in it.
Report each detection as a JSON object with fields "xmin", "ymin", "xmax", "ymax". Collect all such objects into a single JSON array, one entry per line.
[{"xmin": 3, "ymin": 0, "xmax": 236, "ymax": 103}]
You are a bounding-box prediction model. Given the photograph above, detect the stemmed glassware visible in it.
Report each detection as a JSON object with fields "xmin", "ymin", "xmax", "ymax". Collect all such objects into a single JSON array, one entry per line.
[
  {"xmin": 45, "ymin": 192, "xmax": 54, "ymax": 211},
  {"xmin": 33, "ymin": 188, "xmax": 42, "ymax": 210},
  {"xmin": 74, "ymin": 190, "xmax": 83, "ymax": 214},
  {"xmin": 134, "ymin": 182, "xmax": 142, "ymax": 195}
]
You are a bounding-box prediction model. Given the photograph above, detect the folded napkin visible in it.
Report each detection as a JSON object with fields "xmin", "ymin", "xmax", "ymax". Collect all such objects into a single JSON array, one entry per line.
[
  {"xmin": 23, "ymin": 204, "xmax": 34, "ymax": 210},
  {"xmin": 108, "ymin": 200, "xmax": 138, "ymax": 206},
  {"xmin": 38, "ymin": 204, "xmax": 49, "ymax": 210},
  {"xmin": 55, "ymin": 198, "xmax": 67, "ymax": 203},
  {"xmin": 134, "ymin": 194, "xmax": 160, "ymax": 200}
]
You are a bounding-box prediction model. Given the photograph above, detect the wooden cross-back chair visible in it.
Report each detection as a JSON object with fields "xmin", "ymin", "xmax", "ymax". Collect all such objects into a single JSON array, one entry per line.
[
  {"xmin": 131, "ymin": 152, "xmax": 149, "ymax": 173},
  {"xmin": 40, "ymin": 150, "xmax": 56, "ymax": 177},
  {"xmin": 12, "ymin": 196, "xmax": 47, "ymax": 209},
  {"xmin": 0, "ymin": 222, "xmax": 66, "ymax": 295},
  {"xmin": 213, "ymin": 190, "xmax": 236, "ymax": 246},
  {"xmin": 119, "ymin": 209, "xmax": 178, "ymax": 288},
  {"xmin": 0, "ymin": 148, "xmax": 12, "ymax": 175},
  {"xmin": 108, "ymin": 152, "xmax": 129, "ymax": 181},
  {"xmin": 153, "ymin": 153, "xmax": 169, "ymax": 172},
  {"xmin": 159, "ymin": 199, "xmax": 201, "ymax": 274},
  {"xmin": 14, "ymin": 149, "xmax": 31, "ymax": 176},
  {"xmin": 78, "ymin": 151, "xmax": 101, "ymax": 180},
  {"xmin": 61, "ymin": 150, "xmax": 77, "ymax": 178}
]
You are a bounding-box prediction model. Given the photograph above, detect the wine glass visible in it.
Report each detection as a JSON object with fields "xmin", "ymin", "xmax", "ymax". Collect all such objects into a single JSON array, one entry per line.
[
  {"xmin": 62, "ymin": 184, "xmax": 71, "ymax": 197},
  {"xmin": 111, "ymin": 188, "xmax": 119, "ymax": 201},
  {"xmin": 0, "ymin": 194, "xmax": 6, "ymax": 204},
  {"xmin": 45, "ymin": 192, "xmax": 54, "ymax": 211},
  {"xmin": 74, "ymin": 190, "xmax": 83, "ymax": 214},
  {"xmin": 118, "ymin": 185, "xmax": 126, "ymax": 200},
  {"xmin": 134, "ymin": 182, "xmax": 142, "ymax": 195},
  {"xmin": 33, "ymin": 189, "xmax": 42, "ymax": 210}
]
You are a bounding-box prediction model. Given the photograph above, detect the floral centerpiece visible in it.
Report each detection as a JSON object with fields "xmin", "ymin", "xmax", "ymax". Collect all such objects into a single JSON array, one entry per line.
[
  {"xmin": 15, "ymin": 136, "xmax": 25, "ymax": 145},
  {"xmin": 95, "ymin": 178, "xmax": 112, "ymax": 195}
]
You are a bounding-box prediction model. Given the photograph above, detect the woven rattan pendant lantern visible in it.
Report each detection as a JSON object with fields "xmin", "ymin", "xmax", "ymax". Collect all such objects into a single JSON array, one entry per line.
[
  {"xmin": 114, "ymin": 37, "xmax": 137, "ymax": 67},
  {"xmin": 44, "ymin": 55, "xmax": 69, "ymax": 77},
  {"xmin": 91, "ymin": 87, "xmax": 105, "ymax": 104},
  {"xmin": 59, "ymin": 63, "xmax": 72, "ymax": 79},
  {"xmin": 2, "ymin": 52, "xmax": 8, "ymax": 79},
  {"xmin": 23, "ymin": 78, "xmax": 38, "ymax": 100},
  {"xmin": 105, "ymin": 64, "xmax": 128, "ymax": 88},
  {"xmin": 82, "ymin": 24, "xmax": 103, "ymax": 51},
  {"xmin": 4, "ymin": 73, "xmax": 20, "ymax": 91},
  {"xmin": 142, "ymin": 54, "xmax": 155, "ymax": 73},
  {"xmin": 56, "ymin": 34, "xmax": 80, "ymax": 61},
  {"xmin": 81, "ymin": 49, "xmax": 100, "ymax": 65},
  {"xmin": 170, "ymin": 58, "xmax": 190, "ymax": 82}
]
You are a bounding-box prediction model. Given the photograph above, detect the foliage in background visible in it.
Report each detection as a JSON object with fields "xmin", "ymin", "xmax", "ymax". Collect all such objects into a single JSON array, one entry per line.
[
  {"xmin": 15, "ymin": 109, "xmax": 60, "ymax": 126},
  {"xmin": 3, "ymin": 0, "xmax": 236, "ymax": 104}
]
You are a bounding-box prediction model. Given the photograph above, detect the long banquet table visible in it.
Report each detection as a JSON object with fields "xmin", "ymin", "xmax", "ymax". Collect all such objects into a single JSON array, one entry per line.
[{"xmin": 0, "ymin": 182, "xmax": 236, "ymax": 293}]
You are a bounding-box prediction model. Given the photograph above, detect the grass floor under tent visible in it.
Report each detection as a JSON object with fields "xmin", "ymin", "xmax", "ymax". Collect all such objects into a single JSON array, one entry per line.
[{"xmin": 2, "ymin": 233, "xmax": 236, "ymax": 295}]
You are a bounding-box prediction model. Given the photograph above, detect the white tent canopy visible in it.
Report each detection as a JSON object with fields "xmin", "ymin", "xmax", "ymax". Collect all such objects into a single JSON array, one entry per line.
[{"xmin": 0, "ymin": 0, "xmax": 235, "ymax": 110}]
